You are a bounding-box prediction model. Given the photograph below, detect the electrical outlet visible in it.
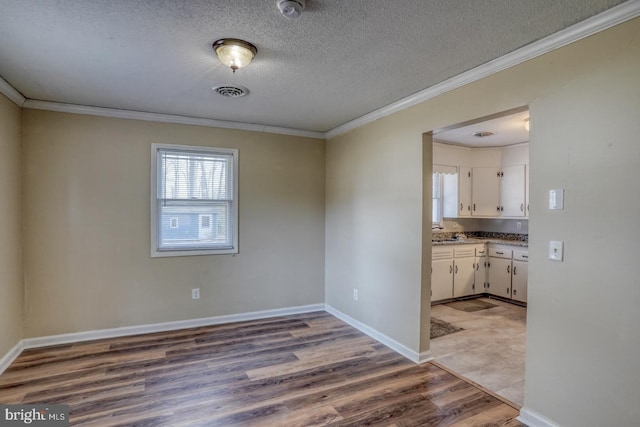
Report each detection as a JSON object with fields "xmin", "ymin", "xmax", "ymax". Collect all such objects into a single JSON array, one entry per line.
[
  {"xmin": 353, "ymin": 288, "xmax": 359, "ymax": 301},
  {"xmin": 516, "ymin": 222, "xmax": 522, "ymax": 230},
  {"xmin": 192, "ymin": 288, "xmax": 200, "ymax": 300}
]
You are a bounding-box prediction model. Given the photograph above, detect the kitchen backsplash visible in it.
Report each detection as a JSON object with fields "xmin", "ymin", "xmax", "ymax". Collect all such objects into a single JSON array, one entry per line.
[{"xmin": 439, "ymin": 218, "xmax": 528, "ymax": 234}]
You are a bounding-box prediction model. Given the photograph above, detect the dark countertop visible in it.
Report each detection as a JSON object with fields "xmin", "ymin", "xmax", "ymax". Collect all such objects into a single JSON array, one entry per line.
[{"xmin": 432, "ymin": 238, "xmax": 528, "ymax": 248}]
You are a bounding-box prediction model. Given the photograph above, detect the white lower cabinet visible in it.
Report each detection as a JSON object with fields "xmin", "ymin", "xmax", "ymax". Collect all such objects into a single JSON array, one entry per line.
[
  {"xmin": 432, "ymin": 247, "xmax": 454, "ymax": 301},
  {"xmin": 475, "ymin": 246, "xmax": 487, "ymax": 294},
  {"xmin": 432, "ymin": 245, "xmax": 485, "ymax": 302},
  {"xmin": 511, "ymin": 250, "xmax": 529, "ymax": 302},
  {"xmin": 432, "ymin": 258, "xmax": 454, "ymax": 301},
  {"xmin": 488, "ymin": 257, "xmax": 512, "ymax": 298},
  {"xmin": 453, "ymin": 247, "xmax": 476, "ymax": 298},
  {"xmin": 487, "ymin": 246, "xmax": 528, "ymax": 302}
]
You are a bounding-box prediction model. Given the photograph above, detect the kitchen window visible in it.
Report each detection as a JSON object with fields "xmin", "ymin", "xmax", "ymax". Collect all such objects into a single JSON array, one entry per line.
[
  {"xmin": 151, "ymin": 144, "xmax": 238, "ymax": 257},
  {"xmin": 433, "ymin": 165, "xmax": 458, "ymax": 228}
]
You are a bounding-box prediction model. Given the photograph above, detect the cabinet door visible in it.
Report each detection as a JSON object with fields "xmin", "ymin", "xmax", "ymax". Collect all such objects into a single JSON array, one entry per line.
[
  {"xmin": 458, "ymin": 167, "xmax": 472, "ymax": 217},
  {"xmin": 474, "ymin": 256, "xmax": 487, "ymax": 294},
  {"xmin": 501, "ymin": 165, "xmax": 526, "ymax": 217},
  {"xmin": 453, "ymin": 257, "xmax": 475, "ymax": 298},
  {"xmin": 512, "ymin": 260, "xmax": 528, "ymax": 302},
  {"xmin": 487, "ymin": 257, "xmax": 512, "ymax": 298},
  {"xmin": 431, "ymin": 259, "xmax": 453, "ymax": 302},
  {"xmin": 472, "ymin": 167, "xmax": 500, "ymax": 216},
  {"xmin": 525, "ymin": 165, "xmax": 530, "ymax": 217}
]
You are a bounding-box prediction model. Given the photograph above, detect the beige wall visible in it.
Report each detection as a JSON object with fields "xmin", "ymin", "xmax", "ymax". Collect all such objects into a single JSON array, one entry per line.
[
  {"xmin": 0, "ymin": 93, "xmax": 22, "ymax": 357},
  {"xmin": 22, "ymin": 111, "xmax": 325, "ymax": 337},
  {"xmin": 326, "ymin": 17, "xmax": 640, "ymax": 426}
]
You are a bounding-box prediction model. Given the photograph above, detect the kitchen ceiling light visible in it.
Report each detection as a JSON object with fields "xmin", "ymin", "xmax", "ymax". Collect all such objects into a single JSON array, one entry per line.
[{"xmin": 212, "ymin": 38, "xmax": 257, "ymax": 73}]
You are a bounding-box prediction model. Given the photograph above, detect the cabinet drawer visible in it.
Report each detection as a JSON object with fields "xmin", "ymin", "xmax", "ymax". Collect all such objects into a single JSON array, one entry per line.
[
  {"xmin": 453, "ymin": 247, "xmax": 476, "ymax": 258},
  {"xmin": 489, "ymin": 248, "xmax": 512, "ymax": 259},
  {"xmin": 513, "ymin": 250, "xmax": 529, "ymax": 261},
  {"xmin": 432, "ymin": 247, "xmax": 454, "ymax": 260}
]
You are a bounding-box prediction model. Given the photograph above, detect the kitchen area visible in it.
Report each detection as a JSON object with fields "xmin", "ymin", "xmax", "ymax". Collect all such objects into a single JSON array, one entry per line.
[{"xmin": 429, "ymin": 108, "xmax": 529, "ymax": 406}]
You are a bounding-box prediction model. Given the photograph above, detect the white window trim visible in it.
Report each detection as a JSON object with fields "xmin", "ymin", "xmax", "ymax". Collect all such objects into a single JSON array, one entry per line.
[{"xmin": 150, "ymin": 143, "xmax": 239, "ymax": 257}]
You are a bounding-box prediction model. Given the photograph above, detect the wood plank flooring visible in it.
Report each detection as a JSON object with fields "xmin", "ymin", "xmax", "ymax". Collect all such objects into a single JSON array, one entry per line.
[{"xmin": 0, "ymin": 312, "xmax": 523, "ymax": 426}]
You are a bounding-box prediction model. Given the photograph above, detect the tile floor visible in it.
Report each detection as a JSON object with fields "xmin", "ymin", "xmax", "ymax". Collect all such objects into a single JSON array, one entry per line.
[{"xmin": 430, "ymin": 297, "xmax": 526, "ymax": 406}]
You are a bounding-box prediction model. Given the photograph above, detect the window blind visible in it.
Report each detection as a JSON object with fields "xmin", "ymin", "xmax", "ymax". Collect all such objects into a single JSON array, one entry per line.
[{"xmin": 153, "ymin": 145, "xmax": 238, "ymax": 255}]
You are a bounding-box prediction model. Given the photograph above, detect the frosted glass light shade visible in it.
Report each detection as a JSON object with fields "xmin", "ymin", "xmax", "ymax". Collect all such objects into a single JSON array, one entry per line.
[{"xmin": 213, "ymin": 39, "xmax": 257, "ymax": 72}]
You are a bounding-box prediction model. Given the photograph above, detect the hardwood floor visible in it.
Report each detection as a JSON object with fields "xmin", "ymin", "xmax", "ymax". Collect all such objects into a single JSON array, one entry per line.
[{"xmin": 0, "ymin": 312, "xmax": 523, "ymax": 426}]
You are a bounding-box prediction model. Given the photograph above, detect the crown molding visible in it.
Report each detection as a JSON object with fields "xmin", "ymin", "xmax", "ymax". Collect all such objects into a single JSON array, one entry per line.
[
  {"xmin": 326, "ymin": 0, "xmax": 640, "ymax": 139},
  {"xmin": 21, "ymin": 99, "xmax": 325, "ymax": 140},
  {"xmin": 0, "ymin": 76, "xmax": 26, "ymax": 106},
  {"xmin": 7, "ymin": 2, "xmax": 640, "ymax": 140}
]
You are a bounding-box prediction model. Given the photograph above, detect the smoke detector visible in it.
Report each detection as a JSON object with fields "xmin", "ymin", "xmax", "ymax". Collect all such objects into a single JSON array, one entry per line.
[{"xmin": 277, "ymin": 0, "xmax": 305, "ymax": 18}]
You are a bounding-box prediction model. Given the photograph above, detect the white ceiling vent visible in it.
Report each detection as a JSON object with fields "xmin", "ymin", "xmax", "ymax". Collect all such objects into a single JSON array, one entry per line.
[
  {"xmin": 211, "ymin": 84, "xmax": 249, "ymax": 98},
  {"xmin": 473, "ymin": 131, "xmax": 495, "ymax": 138}
]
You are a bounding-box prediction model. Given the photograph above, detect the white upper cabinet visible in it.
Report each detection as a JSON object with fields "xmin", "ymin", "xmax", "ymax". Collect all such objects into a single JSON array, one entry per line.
[
  {"xmin": 500, "ymin": 164, "xmax": 526, "ymax": 217},
  {"xmin": 432, "ymin": 142, "xmax": 529, "ymax": 219},
  {"xmin": 458, "ymin": 166, "xmax": 472, "ymax": 217},
  {"xmin": 471, "ymin": 167, "xmax": 501, "ymax": 216}
]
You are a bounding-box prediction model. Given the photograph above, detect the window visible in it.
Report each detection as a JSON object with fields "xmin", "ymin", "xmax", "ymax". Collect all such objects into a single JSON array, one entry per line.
[
  {"xmin": 432, "ymin": 172, "xmax": 444, "ymax": 228},
  {"xmin": 151, "ymin": 144, "xmax": 238, "ymax": 257},
  {"xmin": 433, "ymin": 165, "xmax": 458, "ymax": 228}
]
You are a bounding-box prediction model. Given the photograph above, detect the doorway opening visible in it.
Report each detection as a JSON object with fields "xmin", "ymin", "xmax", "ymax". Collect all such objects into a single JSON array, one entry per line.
[{"xmin": 427, "ymin": 106, "xmax": 529, "ymax": 406}]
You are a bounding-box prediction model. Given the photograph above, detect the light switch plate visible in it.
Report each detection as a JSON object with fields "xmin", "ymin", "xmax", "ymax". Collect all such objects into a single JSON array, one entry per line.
[
  {"xmin": 549, "ymin": 240, "xmax": 564, "ymax": 261},
  {"xmin": 549, "ymin": 189, "xmax": 564, "ymax": 210}
]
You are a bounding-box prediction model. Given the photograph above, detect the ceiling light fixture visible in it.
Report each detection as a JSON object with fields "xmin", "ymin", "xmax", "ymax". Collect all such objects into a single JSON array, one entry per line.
[
  {"xmin": 212, "ymin": 38, "xmax": 257, "ymax": 73},
  {"xmin": 524, "ymin": 118, "xmax": 530, "ymax": 131},
  {"xmin": 277, "ymin": 0, "xmax": 305, "ymax": 18}
]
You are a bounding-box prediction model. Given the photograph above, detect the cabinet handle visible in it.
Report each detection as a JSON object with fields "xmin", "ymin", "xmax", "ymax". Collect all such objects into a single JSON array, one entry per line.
[
  {"xmin": 507, "ymin": 288, "xmax": 510, "ymax": 295},
  {"xmin": 476, "ymin": 263, "xmax": 479, "ymax": 271},
  {"xmin": 467, "ymin": 205, "xmax": 471, "ymax": 212},
  {"xmin": 520, "ymin": 203, "xmax": 524, "ymax": 212},
  {"xmin": 460, "ymin": 203, "xmax": 463, "ymax": 211},
  {"xmin": 522, "ymin": 255, "xmax": 528, "ymax": 259},
  {"xmin": 449, "ymin": 265, "xmax": 453, "ymax": 274},
  {"xmin": 497, "ymin": 206, "xmax": 500, "ymax": 212},
  {"xmin": 513, "ymin": 289, "xmax": 517, "ymax": 295},
  {"xmin": 513, "ymin": 266, "xmax": 517, "ymax": 275},
  {"xmin": 455, "ymin": 265, "xmax": 458, "ymax": 274},
  {"xmin": 507, "ymin": 265, "xmax": 510, "ymax": 274},
  {"xmin": 473, "ymin": 203, "xmax": 476, "ymax": 211},
  {"xmin": 496, "ymin": 251, "xmax": 504, "ymax": 255}
]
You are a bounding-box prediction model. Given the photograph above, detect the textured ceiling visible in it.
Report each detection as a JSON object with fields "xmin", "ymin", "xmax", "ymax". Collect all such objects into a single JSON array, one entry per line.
[
  {"xmin": 435, "ymin": 110, "xmax": 530, "ymax": 147},
  {"xmin": 0, "ymin": 0, "xmax": 630, "ymax": 134}
]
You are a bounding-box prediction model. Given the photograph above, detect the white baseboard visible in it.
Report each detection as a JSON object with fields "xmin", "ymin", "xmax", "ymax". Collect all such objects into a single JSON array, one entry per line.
[
  {"xmin": 518, "ymin": 407, "xmax": 562, "ymax": 427},
  {"xmin": 324, "ymin": 304, "xmax": 431, "ymax": 364},
  {"xmin": 20, "ymin": 303, "xmax": 324, "ymax": 350},
  {"xmin": 0, "ymin": 340, "xmax": 24, "ymax": 375},
  {"xmin": 2, "ymin": 303, "xmax": 433, "ymax": 376}
]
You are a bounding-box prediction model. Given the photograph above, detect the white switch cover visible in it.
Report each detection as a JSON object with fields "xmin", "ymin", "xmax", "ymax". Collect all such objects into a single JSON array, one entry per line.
[
  {"xmin": 549, "ymin": 241, "xmax": 564, "ymax": 261},
  {"xmin": 549, "ymin": 189, "xmax": 564, "ymax": 210}
]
